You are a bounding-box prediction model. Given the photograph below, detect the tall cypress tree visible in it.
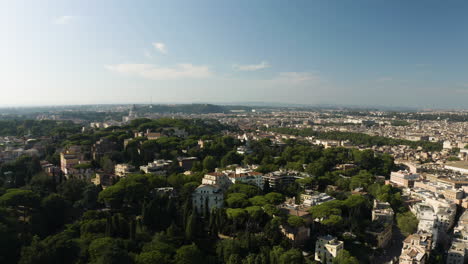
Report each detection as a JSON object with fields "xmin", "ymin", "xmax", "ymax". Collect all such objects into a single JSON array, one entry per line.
[
  {"xmin": 105, "ymin": 216, "xmax": 111, "ymax": 237},
  {"xmin": 185, "ymin": 210, "xmax": 199, "ymax": 242},
  {"xmin": 129, "ymin": 219, "xmax": 136, "ymax": 241},
  {"xmin": 263, "ymin": 179, "xmax": 271, "ymax": 194}
]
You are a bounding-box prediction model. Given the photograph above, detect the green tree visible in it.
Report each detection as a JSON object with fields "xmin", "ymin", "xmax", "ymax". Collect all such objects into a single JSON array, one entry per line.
[
  {"xmin": 57, "ymin": 178, "xmax": 88, "ymax": 203},
  {"xmin": 287, "ymin": 215, "xmax": 305, "ymax": 228},
  {"xmin": 29, "ymin": 172, "xmax": 56, "ymax": 197},
  {"xmin": 77, "ymin": 184, "xmax": 101, "ymax": 209},
  {"xmin": 397, "ymin": 211, "xmax": 419, "ymax": 236},
  {"xmin": 349, "ymin": 170, "xmax": 374, "ymax": 191},
  {"xmin": 249, "ymin": 195, "xmax": 268, "ymax": 206},
  {"xmin": 264, "ymin": 192, "xmax": 285, "ymax": 205},
  {"xmin": 279, "ymin": 248, "xmax": 303, "ymax": 264},
  {"xmin": 226, "ymin": 193, "xmax": 250, "ymax": 208},
  {"xmin": 221, "ymin": 151, "xmax": 243, "ymax": 168},
  {"xmin": 228, "ymin": 183, "xmax": 261, "ymax": 198},
  {"xmin": 0, "ymin": 189, "xmax": 39, "ymax": 229},
  {"xmin": 226, "ymin": 208, "xmax": 247, "ymax": 230},
  {"xmin": 0, "ymin": 211, "xmax": 20, "ymax": 264},
  {"xmin": 88, "ymin": 237, "xmax": 132, "ymax": 264},
  {"xmin": 203, "ymin": 156, "xmax": 217, "ymax": 172},
  {"xmin": 98, "ymin": 184, "xmax": 126, "ymax": 209},
  {"xmin": 101, "ymin": 156, "xmax": 116, "ymax": 174},
  {"xmin": 136, "ymin": 251, "xmax": 171, "ymax": 264},
  {"xmin": 185, "ymin": 211, "xmax": 200, "ymax": 242},
  {"xmin": 41, "ymin": 194, "xmax": 70, "ymax": 234},
  {"xmin": 309, "ymin": 200, "xmax": 343, "ymax": 229},
  {"xmin": 245, "ymin": 206, "xmax": 264, "ymax": 220},
  {"xmin": 333, "ymin": 250, "xmax": 359, "ymax": 264},
  {"xmin": 19, "ymin": 229, "xmax": 80, "ymax": 264},
  {"xmin": 174, "ymin": 244, "xmax": 204, "ymax": 264}
]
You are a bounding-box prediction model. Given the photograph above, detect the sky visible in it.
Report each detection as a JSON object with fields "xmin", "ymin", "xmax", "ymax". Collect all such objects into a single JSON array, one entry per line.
[{"xmin": 0, "ymin": 0, "xmax": 468, "ymax": 108}]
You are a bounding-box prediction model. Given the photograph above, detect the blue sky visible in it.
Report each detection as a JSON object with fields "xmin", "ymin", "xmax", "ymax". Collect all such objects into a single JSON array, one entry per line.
[{"xmin": 1, "ymin": 0, "xmax": 467, "ymax": 108}]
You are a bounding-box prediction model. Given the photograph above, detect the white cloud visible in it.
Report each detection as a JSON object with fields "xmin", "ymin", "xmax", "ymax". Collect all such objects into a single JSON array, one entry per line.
[
  {"xmin": 233, "ymin": 61, "xmax": 271, "ymax": 71},
  {"xmin": 53, "ymin": 16, "xmax": 76, "ymax": 25},
  {"xmin": 105, "ymin": 63, "xmax": 213, "ymax": 80},
  {"xmin": 270, "ymin": 72, "xmax": 321, "ymax": 85},
  {"xmin": 152, "ymin": 42, "xmax": 167, "ymax": 54}
]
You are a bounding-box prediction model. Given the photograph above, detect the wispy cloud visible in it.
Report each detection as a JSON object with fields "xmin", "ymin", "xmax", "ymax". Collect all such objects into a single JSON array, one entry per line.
[
  {"xmin": 233, "ymin": 61, "xmax": 271, "ymax": 71},
  {"xmin": 376, "ymin": 77, "xmax": 393, "ymax": 82},
  {"xmin": 271, "ymin": 72, "xmax": 321, "ymax": 85},
  {"xmin": 152, "ymin": 42, "xmax": 167, "ymax": 54},
  {"xmin": 454, "ymin": 88, "xmax": 468, "ymax": 94},
  {"xmin": 105, "ymin": 63, "xmax": 213, "ymax": 80},
  {"xmin": 53, "ymin": 16, "xmax": 76, "ymax": 25}
]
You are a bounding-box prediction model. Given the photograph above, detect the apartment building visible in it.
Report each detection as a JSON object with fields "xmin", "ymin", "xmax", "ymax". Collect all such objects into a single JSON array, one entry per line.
[
  {"xmin": 314, "ymin": 235, "xmax": 344, "ymax": 264},
  {"xmin": 390, "ymin": 171, "xmax": 420, "ymax": 188},
  {"xmin": 399, "ymin": 232, "xmax": 432, "ymax": 264}
]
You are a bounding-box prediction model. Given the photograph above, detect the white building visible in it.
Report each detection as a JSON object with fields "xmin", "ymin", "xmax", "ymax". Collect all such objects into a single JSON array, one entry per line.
[
  {"xmin": 192, "ymin": 184, "xmax": 224, "ymax": 213},
  {"xmin": 445, "ymin": 161, "xmax": 468, "ymax": 174},
  {"xmin": 314, "ymin": 235, "xmax": 344, "ymax": 264},
  {"xmin": 390, "ymin": 170, "xmax": 420, "ymax": 187},
  {"xmin": 412, "ymin": 204, "xmax": 438, "ymax": 244},
  {"xmin": 372, "ymin": 200, "xmax": 394, "ymax": 223},
  {"xmin": 409, "ymin": 192, "xmax": 457, "ymax": 246},
  {"xmin": 446, "ymin": 210, "xmax": 468, "ymax": 264},
  {"xmin": 399, "ymin": 232, "xmax": 432, "ymax": 264},
  {"xmin": 225, "ymin": 168, "xmax": 264, "ymax": 189},
  {"xmin": 447, "ymin": 240, "xmax": 466, "ymax": 264},
  {"xmin": 300, "ymin": 190, "xmax": 335, "ymax": 207},
  {"xmin": 115, "ymin": 163, "xmax": 135, "ymax": 177},
  {"xmin": 202, "ymin": 172, "xmax": 233, "ymax": 190},
  {"xmin": 140, "ymin": 160, "xmax": 173, "ymax": 175}
]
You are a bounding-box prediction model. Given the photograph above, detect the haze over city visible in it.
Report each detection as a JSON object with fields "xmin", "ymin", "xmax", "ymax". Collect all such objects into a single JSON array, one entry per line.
[
  {"xmin": 1, "ymin": 0, "xmax": 468, "ymax": 108},
  {"xmin": 3, "ymin": 1, "xmax": 468, "ymax": 264}
]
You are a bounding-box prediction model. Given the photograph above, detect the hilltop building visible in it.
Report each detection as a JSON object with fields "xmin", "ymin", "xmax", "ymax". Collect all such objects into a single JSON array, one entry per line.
[{"xmin": 314, "ymin": 235, "xmax": 344, "ymax": 264}]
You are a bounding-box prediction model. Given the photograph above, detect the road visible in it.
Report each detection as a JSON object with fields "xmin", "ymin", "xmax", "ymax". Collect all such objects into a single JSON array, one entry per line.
[{"xmin": 371, "ymin": 225, "xmax": 405, "ymax": 264}]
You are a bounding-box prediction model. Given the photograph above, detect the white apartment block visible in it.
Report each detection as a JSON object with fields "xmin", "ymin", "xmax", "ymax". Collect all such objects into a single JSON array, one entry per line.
[
  {"xmin": 409, "ymin": 190, "xmax": 457, "ymax": 246},
  {"xmin": 301, "ymin": 191, "xmax": 335, "ymax": 207},
  {"xmin": 202, "ymin": 172, "xmax": 233, "ymax": 190},
  {"xmin": 139, "ymin": 160, "xmax": 172, "ymax": 175},
  {"xmin": 226, "ymin": 171, "xmax": 264, "ymax": 189},
  {"xmin": 314, "ymin": 235, "xmax": 344, "ymax": 264},
  {"xmin": 192, "ymin": 184, "xmax": 224, "ymax": 213}
]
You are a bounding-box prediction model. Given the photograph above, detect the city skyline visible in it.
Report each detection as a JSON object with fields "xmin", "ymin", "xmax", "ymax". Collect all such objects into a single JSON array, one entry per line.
[{"xmin": 1, "ymin": 0, "xmax": 468, "ymax": 108}]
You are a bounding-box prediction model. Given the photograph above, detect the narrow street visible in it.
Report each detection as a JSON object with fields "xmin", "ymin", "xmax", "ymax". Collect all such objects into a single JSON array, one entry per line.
[{"xmin": 371, "ymin": 226, "xmax": 405, "ymax": 264}]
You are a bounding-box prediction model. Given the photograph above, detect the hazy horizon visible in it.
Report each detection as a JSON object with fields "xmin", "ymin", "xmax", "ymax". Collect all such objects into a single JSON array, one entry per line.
[{"xmin": 1, "ymin": 0, "xmax": 468, "ymax": 108}]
